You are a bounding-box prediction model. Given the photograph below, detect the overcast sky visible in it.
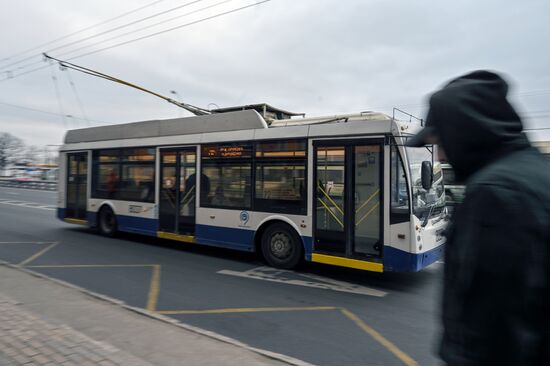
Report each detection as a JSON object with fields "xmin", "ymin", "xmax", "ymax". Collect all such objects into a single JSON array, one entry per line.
[{"xmin": 1, "ymin": 0, "xmax": 549, "ymax": 147}]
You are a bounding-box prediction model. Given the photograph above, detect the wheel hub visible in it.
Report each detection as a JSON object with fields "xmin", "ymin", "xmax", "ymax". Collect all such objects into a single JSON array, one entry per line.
[{"xmin": 270, "ymin": 232, "xmax": 291, "ymax": 259}]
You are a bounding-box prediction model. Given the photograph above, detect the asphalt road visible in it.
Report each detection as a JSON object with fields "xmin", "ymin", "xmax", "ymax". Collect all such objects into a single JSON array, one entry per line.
[{"xmin": 0, "ymin": 187, "xmax": 444, "ymax": 366}]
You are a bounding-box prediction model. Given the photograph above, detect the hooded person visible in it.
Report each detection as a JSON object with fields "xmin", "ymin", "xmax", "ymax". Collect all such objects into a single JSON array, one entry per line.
[{"xmin": 408, "ymin": 70, "xmax": 550, "ymax": 365}]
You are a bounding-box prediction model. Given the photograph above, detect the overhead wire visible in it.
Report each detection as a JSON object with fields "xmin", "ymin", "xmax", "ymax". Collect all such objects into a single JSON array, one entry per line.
[
  {"xmin": 54, "ymin": 0, "xmax": 236, "ymax": 61},
  {"xmin": 0, "ymin": 100, "xmax": 107, "ymax": 125},
  {"xmin": 0, "ymin": 0, "xmax": 167, "ymax": 69},
  {"xmin": 2, "ymin": 0, "xmax": 208, "ymax": 74},
  {"xmin": 0, "ymin": 0, "xmax": 272, "ymax": 83},
  {"xmin": 63, "ymin": 0, "xmax": 272, "ymax": 61},
  {"xmin": 48, "ymin": 61, "xmax": 68, "ymax": 129},
  {"xmin": 64, "ymin": 68, "xmax": 91, "ymax": 127}
]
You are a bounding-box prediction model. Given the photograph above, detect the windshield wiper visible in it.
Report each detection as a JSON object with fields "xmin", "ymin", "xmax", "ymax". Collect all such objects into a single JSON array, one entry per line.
[{"xmin": 421, "ymin": 203, "xmax": 437, "ymax": 227}]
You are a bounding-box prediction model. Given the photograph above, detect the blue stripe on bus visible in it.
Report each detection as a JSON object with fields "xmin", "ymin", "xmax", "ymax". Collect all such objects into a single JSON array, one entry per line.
[
  {"xmin": 383, "ymin": 244, "xmax": 444, "ymax": 272},
  {"xmin": 57, "ymin": 207, "xmax": 65, "ymax": 221},
  {"xmin": 87, "ymin": 211, "xmax": 97, "ymax": 227},
  {"xmin": 302, "ymin": 236, "xmax": 313, "ymax": 260},
  {"xmin": 116, "ymin": 215, "xmax": 158, "ymax": 236},
  {"xmin": 196, "ymin": 224, "xmax": 255, "ymax": 252}
]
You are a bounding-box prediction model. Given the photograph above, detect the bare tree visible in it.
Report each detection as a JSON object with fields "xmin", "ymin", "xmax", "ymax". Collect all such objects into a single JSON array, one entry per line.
[
  {"xmin": 21, "ymin": 145, "xmax": 44, "ymax": 165},
  {"xmin": 0, "ymin": 132, "xmax": 24, "ymax": 175}
]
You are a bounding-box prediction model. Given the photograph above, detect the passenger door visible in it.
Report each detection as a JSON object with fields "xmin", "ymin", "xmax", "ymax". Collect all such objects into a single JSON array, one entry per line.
[
  {"xmin": 159, "ymin": 147, "xmax": 197, "ymax": 234},
  {"xmin": 66, "ymin": 152, "xmax": 88, "ymax": 220},
  {"xmin": 313, "ymin": 140, "xmax": 383, "ymax": 259}
]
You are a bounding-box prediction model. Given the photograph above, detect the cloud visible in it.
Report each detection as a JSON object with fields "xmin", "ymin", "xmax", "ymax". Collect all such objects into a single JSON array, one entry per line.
[{"xmin": 0, "ymin": 0, "xmax": 549, "ymax": 146}]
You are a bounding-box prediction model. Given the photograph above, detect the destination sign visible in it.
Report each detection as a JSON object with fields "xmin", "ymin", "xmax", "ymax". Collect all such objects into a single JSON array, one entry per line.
[{"xmin": 202, "ymin": 145, "xmax": 251, "ymax": 158}]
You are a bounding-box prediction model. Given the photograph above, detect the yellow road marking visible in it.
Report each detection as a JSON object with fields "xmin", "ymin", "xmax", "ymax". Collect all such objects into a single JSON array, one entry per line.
[
  {"xmin": 146, "ymin": 264, "xmax": 161, "ymax": 312},
  {"xmin": 19, "ymin": 242, "xmax": 59, "ymax": 266},
  {"xmin": 158, "ymin": 306, "xmax": 337, "ymax": 315},
  {"xmin": 340, "ymin": 308, "xmax": 419, "ymax": 366},
  {"xmin": 158, "ymin": 305, "xmax": 418, "ymax": 365},
  {"xmin": 311, "ymin": 253, "xmax": 383, "ymax": 272}
]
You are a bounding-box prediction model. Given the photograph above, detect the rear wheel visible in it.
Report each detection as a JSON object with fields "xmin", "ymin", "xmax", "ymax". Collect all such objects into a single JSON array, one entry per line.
[
  {"xmin": 98, "ymin": 206, "xmax": 117, "ymax": 237},
  {"xmin": 261, "ymin": 223, "xmax": 303, "ymax": 269}
]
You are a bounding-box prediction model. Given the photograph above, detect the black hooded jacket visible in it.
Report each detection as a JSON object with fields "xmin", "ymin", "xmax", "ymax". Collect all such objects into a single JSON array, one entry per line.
[{"xmin": 427, "ymin": 71, "xmax": 550, "ymax": 365}]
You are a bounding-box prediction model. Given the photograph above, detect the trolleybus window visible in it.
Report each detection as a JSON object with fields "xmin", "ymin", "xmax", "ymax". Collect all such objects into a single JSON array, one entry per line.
[
  {"xmin": 201, "ymin": 143, "xmax": 252, "ymax": 209},
  {"xmin": 92, "ymin": 148, "xmax": 155, "ymax": 202},
  {"xmin": 254, "ymin": 140, "xmax": 307, "ymax": 214}
]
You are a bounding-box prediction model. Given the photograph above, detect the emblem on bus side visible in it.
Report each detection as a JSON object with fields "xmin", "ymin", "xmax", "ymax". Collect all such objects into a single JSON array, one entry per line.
[{"xmin": 239, "ymin": 211, "xmax": 250, "ymax": 227}]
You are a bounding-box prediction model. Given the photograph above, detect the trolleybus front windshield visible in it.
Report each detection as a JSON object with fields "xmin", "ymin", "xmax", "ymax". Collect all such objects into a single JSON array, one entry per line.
[{"xmin": 406, "ymin": 147, "xmax": 445, "ymax": 220}]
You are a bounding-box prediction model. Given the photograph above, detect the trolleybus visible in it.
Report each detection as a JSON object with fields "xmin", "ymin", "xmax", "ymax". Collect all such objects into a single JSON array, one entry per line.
[{"xmin": 58, "ymin": 106, "xmax": 446, "ymax": 272}]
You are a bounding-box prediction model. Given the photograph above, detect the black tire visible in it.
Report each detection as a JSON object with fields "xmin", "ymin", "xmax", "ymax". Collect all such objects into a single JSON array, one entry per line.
[
  {"xmin": 98, "ymin": 206, "xmax": 117, "ymax": 237},
  {"xmin": 261, "ymin": 223, "xmax": 303, "ymax": 269}
]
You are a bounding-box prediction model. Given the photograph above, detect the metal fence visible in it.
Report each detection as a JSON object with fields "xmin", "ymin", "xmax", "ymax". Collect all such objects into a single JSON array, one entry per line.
[{"xmin": 0, "ymin": 178, "xmax": 57, "ymax": 191}]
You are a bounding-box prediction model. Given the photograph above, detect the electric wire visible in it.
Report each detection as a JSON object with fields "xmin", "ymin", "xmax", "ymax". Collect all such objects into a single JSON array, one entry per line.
[
  {"xmin": 64, "ymin": 68, "xmax": 91, "ymax": 127},
  {"xmin": 0, "ymin": 0, "xmax": 167, "ymax": 69},
  {"xmin": 2, "ymin": 0, "xmax": 208, "ymax": 73},
  {"xmin": 0, "ymin": 0, "xmax": 272, "ymax": 83},
  {"xmin": 55, "ymin": 0, "xmax": 236, "ymax": 61},
  {"xmin": 64, "ymin": 0, "xmax": 272, "ymax": 61},
  {"xmin": 48, "ymin": 62, "xmax": 68, "ymax": 129},
  {"xmin": 0, "ymin": 100, "xmax": 107, "ymax": 125}
]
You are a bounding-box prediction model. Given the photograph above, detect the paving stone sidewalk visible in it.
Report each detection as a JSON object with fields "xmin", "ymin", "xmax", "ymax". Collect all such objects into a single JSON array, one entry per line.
[
  {"xmin": 0, "ymin": 264, "xmax": 303, "ymax": 366},
  {"xmin": 0, "ymin": 295, "xmax": 154, "ymax": 366}
]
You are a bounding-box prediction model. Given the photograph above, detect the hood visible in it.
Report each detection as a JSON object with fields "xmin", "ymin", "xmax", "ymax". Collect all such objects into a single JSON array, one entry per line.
[{"xmin": 425, "ymin": 70, "xmax": 530, "ymax": 181}]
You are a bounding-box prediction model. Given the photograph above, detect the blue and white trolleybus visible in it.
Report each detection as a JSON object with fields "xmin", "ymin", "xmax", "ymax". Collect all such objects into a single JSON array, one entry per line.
[{"xmin": 58, "ymin": 105, "xmax": 446, "ymax": 272}]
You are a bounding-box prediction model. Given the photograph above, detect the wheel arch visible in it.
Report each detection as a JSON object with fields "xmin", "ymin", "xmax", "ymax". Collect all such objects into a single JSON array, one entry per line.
[
  {"xmin": 95, "ymin": 201, "xmax": 116, "ymax": 225},
  {"xmin": 254, "ymin": 216, "xmax": 305, "ymax": 257}
]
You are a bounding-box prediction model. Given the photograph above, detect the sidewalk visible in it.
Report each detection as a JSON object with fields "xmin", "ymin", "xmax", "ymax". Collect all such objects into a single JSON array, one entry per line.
[{"xmin": 0, "ymin": 264, "xmax": 309, "ymax": 366}]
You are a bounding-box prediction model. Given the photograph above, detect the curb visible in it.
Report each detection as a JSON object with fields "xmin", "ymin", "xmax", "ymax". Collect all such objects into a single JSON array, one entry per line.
[{"xmin": 1, "ymin": 262, "xmax": 316, "ymax": 366}]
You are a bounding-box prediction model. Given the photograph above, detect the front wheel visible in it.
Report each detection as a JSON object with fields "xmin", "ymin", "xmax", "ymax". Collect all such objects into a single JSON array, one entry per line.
[
  {"xmin": 98, "ymin": 206, "xmax": 117, "ymax": 237},
  {"xmin": 261, "ymin": 223, "xmax": 303, "ymax": 269}
]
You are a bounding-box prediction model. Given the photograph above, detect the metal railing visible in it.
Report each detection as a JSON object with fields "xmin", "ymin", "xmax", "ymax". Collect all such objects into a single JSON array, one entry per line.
[{"xmin": 0, "ymin": 178, "xmax": 57, "ymax": 191}]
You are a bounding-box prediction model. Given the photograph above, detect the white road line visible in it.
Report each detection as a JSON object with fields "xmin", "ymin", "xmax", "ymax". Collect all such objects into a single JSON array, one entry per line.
[
  {"xmin": 0, "ymin": 200, "xmax": 56, "ymax": 211},
  {"xmin": 218, "ymin": 266, "xmax": 387, "ymax": 297},
  {"xmin": 0, "ymin": 187, "xmax": 56, "ymax": 194}
]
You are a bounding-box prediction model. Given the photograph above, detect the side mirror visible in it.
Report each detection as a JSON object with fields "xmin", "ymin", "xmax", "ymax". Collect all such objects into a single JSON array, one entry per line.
[{"xmin": 421, "ymin": 161, "xmax": 433, "ymax": 190}]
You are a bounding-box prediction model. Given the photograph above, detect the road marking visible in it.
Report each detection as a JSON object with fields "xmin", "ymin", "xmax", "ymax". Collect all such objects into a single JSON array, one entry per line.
[
  {"xmin": 0, "ymin": 187, "xmax": 56, "ymax": 193},
  {"xmin": 0, "ymin": 199, "xmax": 55, "ymax": 211},
  {"xmin": 146, "ymin": 264, "xmax": 162, "ymax": 312},
  {"xmin": 158, "ymin": 305, "xmax": 417, "ymax": 366},
  {"xmin": 0, "ymin": 241, "xmax": 53, "ymax": 244},
  {"xmin": 158, "ymin": 306, "xmax": 337, "ymax": 315},
  {"xmin": 340, "ymin": 309, "xmax": 419, "ymax": 366},
  {"xmin": 23, "ymin": 263, "xmax": 163, "ymax": 313},
  {"xmin": 218, "ymin": 266, "xmax": 387, "ymax": 297},
  {"xmin": 19, "ymin": 242, "xmax": 59, "ymax": 266},
  {"xmin": 26, "ymin": 264, "xmax": 158, "ymax": 268},
  {"xmin": 4, "ymin": 191, "xmax": 19, "ymax": 195}
]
